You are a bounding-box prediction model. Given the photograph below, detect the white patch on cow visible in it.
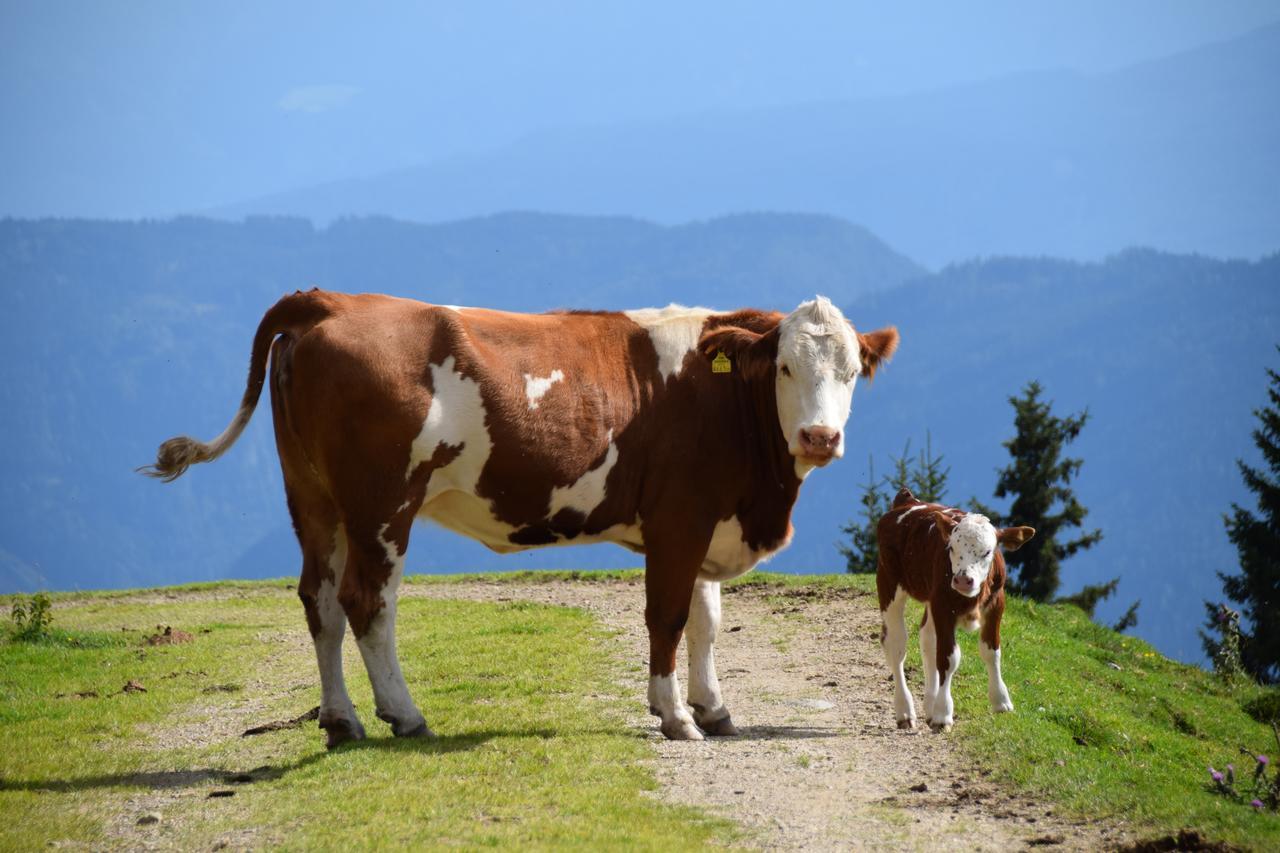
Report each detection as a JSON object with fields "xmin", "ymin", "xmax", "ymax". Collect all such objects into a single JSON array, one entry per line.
[
  {"xmin": 945, "ymin": 514, "xmax": 998, "ymax": 597},
  {"xmin": 409, "ymin": 355, "xmax": 493, "ymax": 496},
  {"xmin": 547, "ymin": 431, "xmax": 618, "ymax": 518},
  {"xmin": 979, "ymin": 640, "xmax": 1014, "ymax": 713},
  {"xmin": 686, "ymin": 579, "xmax": 727, "ymax": 724},
  {"xmin": 648, "ymin": 672, "xmax": 702, "ymax": 740},
  {"xmin": 439, "ymin": 305, "xmax": 467, "ymax": 312},
  {"xmin": 523, "ymin": 369, "xmax": 564, "ymax": 410},
  {"xmin": 896, "ymin": 503, "xmax": 932, "ymax": 523},
  {"xmin": 624, "ymin": 304, "xmax": 714, "ymax": 380},
  {"xmin": 775, "ymin": 296, "xmax": 862, "ymax": 461},
  {"xmin": 700, "ymin": 516, "xmax": 785, "ymax": 581}
]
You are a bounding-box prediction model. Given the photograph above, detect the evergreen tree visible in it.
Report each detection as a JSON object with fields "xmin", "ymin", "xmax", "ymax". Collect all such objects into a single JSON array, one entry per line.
[
  {"xmin": 979, "ymin": 381, "xmax": 1103, "ymax": 601},
  {"xmin": 1203, "ymin": 354, "xmax": 1280, "ymax": 683},
  {"xmin": 840, "ymin": 458, "xmax": 888, "ymax": 575},
  {"xmin": 841, "ymin": 435, "xmax": 949, "ymax": 574}
]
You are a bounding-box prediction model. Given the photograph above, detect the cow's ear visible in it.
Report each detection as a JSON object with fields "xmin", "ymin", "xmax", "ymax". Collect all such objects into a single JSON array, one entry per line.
[
  {"xmin": 857, "ymin": 326, "xmax": 899, "ymax": 380},
  {"xmin": 998, "ymin": 526, "xmax": 1036, "ymax": 552},
  {"xmin": 698, "ymin": 325, "xmax": 778, "ymax": 382},
  {"xmin": 931, "ymin": 510, "xmax": 958, "ymax": 543}
]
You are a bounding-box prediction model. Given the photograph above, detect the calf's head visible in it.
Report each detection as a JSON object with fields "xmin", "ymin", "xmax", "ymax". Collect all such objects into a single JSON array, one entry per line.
[
  {"xmin": 932, "ymin": 512, "xmax": 1036, "ymax": 597},
  {"xmin": 700, "ymin": 296, "xmax": 898, "ymax": 469}
]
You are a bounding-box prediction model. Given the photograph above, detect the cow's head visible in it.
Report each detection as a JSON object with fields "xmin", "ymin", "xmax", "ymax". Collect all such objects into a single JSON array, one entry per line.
[
  {"xmin": 699, "ymin": 296, "xmax": 898, "ymax": 471},
  {"xmin": 931, "ymin": 512, "xmax": 1036, "ymax": 597}
]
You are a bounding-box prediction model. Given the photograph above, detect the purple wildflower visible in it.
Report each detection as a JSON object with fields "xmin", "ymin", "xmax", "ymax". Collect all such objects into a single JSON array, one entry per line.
[
  {"xmin": 1259, "ymin": 754, "xmax": 1270, "ymax": 767},
  {"xmin": 1211, "ymin": 770, "xmax": 1224, "ymax": 783},
  {"xmin": 1252, "ymin": 799, "xmax": 1265, "ymax": 809}
]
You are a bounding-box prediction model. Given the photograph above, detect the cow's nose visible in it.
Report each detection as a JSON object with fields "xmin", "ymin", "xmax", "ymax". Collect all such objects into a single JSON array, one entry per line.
[
  {"xmin": 799, "ymin": 427, "xmax": 841, "ymax": 455},
  {"xmin": 953, "ymin": 575, "xmax": 976, "ymax": 591}
]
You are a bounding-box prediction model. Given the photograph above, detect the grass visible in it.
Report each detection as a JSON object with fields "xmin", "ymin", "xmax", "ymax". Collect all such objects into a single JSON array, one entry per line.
[
  {"xmin": 7, "ymin": 568, "xmax": 1280, "ymax": 849},
  {"xmin": 0, "ymin": 584, "xmax": 732, "ymax": 850}
]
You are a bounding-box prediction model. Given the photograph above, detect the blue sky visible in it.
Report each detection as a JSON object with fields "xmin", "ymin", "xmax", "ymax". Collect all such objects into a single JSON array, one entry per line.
[{"xmin": 3, "ymin": 1, "xmax": 1278, "ymax": 218}]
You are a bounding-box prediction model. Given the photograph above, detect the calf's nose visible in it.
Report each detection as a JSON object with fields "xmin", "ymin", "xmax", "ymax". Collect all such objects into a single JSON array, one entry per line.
[{"xmin": 799, "ymin": 426, "xmax": 841, "ymax": 455}]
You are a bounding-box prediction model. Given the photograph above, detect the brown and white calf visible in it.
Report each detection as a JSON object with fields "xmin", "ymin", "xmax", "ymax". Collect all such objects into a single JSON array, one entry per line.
[
  {"xmin": 143, "ymin": 289, "xmax": 897, "ymax": 745},
  {"xmin": 876, "ymin": 488, "xmax": 1034, "ymax": 731}
]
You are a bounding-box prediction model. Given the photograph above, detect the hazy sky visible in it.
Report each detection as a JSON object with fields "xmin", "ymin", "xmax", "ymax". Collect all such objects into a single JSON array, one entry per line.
[{"xmin": 3, "ymin": 1, "xmax": 1278, "ymax": 217}]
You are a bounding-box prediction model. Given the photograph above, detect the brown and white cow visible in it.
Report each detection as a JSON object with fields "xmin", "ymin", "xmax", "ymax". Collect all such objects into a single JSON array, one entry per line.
[
  {"xmin": 143, "ymin": 289, "xmax": 897, "ymax": 745},
  {"xmin": 876, "ymin": 488, "xmax": 1034, "ymax": 732}
]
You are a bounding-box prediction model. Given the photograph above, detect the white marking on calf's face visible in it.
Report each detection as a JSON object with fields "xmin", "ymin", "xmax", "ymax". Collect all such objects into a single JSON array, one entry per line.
[
  {"xmin": 624, "ymin": 304, "xmax": 715, "ymax": 380},
  {"xmin": 523, "ymin": 369, "xmax": 564, "ymax": 410},
  {"xmin": 945, "ymin": 515, "xmax": 998, "ymax": 598},
  {"xmin": 775, "ymin": 297, "xmax": 861, "ymax": 465}
]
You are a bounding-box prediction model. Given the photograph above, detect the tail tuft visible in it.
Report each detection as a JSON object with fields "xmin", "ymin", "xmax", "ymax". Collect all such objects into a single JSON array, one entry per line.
[{"xmin": 137, "ymin": 436, "xmax": 210, "ymax": 482}]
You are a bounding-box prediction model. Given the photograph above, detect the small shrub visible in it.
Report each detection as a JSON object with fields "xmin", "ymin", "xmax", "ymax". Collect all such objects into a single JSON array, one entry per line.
[
  {"xmin": 1243, "ymin": 690, "xmax": 1280, "ymax": 726},
  {"xmin": 1207, "ymin": 726, "xmax": 1280, "ymax": 813},
  {"xmin": 9, "ymin": 592, "xmax": 54, "ymax": 641}
]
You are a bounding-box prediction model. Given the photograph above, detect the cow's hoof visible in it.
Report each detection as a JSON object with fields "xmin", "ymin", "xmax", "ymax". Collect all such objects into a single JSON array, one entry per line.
[
  {"xmin": 376, "ymin": 708, "xmax": 432, "ymax": 738},
  {"xmin": 699, "ymin": 714, "xmax": 740, "ymax": 737},
  {"xmin": 991, "ymin": 702, "xmax": 1014, "ymax": 714},
  {"xmin": 321, "ymin": 717, "xmax": 366, "ymax": 749},
  {"xmin": 928, "ymin": 720, "xmax": 953, "ymax": 733},
  {"xmin": 896, "ymin": 718, "xmax": 916, "ymax": 730},
  {"xmin": 660, "ymin": 718, "xmax": 705, "ymax": 741}
]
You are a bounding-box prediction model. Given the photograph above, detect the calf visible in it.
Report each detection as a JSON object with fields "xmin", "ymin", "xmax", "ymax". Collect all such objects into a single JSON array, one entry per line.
[{"xmin": 876, "ymin": 488, "xmax": 1034, "ymax": 731}]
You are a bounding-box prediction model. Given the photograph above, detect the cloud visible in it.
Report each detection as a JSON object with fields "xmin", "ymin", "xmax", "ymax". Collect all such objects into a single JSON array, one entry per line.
[{"xmin": 277, "ymin": 84, "xmax": 361, "ymax": 113}]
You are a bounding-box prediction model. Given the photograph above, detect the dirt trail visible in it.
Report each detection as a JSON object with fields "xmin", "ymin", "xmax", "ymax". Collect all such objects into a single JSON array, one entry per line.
[{"xmin": 406, "ymin": 579, "xmax": 1132, "ymax": 850}]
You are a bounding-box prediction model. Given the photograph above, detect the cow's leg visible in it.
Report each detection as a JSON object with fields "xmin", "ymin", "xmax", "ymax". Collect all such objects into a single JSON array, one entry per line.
[
  {"xmin": 980, "ymin": 597, "xmax": 1014, "ymax": 713},
  {"xmin": 928, "ymin": 610, "xmax": 960, "ymax": 732},
  {"xmin": 644, "ymin": 529, "xmax": 711, "ymax": 741},
  {"xmin": 340, "ymin": 523, "xmax": 432, "ymax": 739},
  {"xmin": 299, "ymin": 525, "xmax": 367, "ymax": 748},
  {"xmin": 881, "ymin": 586, "xmax": 915, "ymax": 729},
  {"xmin": 686, "ymin": 578, "xmax": 737, "ymax": 736},
  {"xmin": 919, "ymin": 604, "xmax": 939, "ymax": 723},
  {"xmin": 280, "ymin": 439, "xmax": 365, "ymax": 748}
]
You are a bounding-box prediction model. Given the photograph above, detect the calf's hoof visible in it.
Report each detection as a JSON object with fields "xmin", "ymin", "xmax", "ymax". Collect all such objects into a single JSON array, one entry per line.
[
  {"xmin": 376, "ymin": 708, "xmax": 434, "ymax": 739},
  {"xmin": 928, "ymin": 720, "xmax": 953, "ymax": 733},
  {"xmin": 699, "ymin": 714, "xmax": 740, "ymax": 737},
  {"xmin": 321, "ymin": 717, "xmax": 366, "ymax": 750},
  {"xmin": 660, "ymin": 717, "xmax": 705, "ymax": 741},
  {"xmin": 896, "ymin": 718, "xmax": 916, "ymax": 731}
]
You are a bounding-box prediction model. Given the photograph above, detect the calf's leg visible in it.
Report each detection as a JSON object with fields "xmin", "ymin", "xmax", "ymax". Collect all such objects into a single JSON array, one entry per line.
[
  {"xmin": 686, "ymin": 578, "xmax": 737, "ymax": 736},
  {"xmin": 881, "ymin": 586, "xmax": 916, "ymax": 729},
  {"xmin": 980, "ymin": 598, "xmax": 1014, "ymax": 713},
  {"xmin": 928, "ymin": 609, "xmax": 960, "ymax": 732},
  {"xmin": 919, "ymin": 605, "xmax": 939, "ymax": 722}
]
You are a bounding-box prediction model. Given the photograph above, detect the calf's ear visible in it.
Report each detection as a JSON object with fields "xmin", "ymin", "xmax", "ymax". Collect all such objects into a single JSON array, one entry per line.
[
  {"xmin": 998, "ymin": 526, "xmax": 1036, "ymax": 552},
  {"xmin": 930, "ymin": 510, "xmax": 958, "ymax": 543},
  {"xmin": 857, "ymin": 326, "xmax": 899, "ymax": 380},
  {"xmin": 698, "ymin": 325, "xmax": 779, "ymax": 382}
]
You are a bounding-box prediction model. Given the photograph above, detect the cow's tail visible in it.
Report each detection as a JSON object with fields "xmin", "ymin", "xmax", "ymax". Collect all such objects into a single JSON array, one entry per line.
[{"xmin": 138, "ymin": 289, "xmax": 333, "ymax": 482}]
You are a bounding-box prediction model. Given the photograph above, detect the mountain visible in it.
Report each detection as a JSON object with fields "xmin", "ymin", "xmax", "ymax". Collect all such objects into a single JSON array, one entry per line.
[
  {"xmin": 1, "ymin": 215, "xmax": 1275, "ymax": 666},
  {"xmin": 209, "ymin": 25, "xmax": 1280, "ymax": 268}
]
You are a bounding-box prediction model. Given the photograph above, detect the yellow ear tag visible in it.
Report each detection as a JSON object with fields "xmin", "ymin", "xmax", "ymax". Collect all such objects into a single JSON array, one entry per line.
[{"xmin": 711, "ymin": 351, "xmax": 732, "ymax": 374}]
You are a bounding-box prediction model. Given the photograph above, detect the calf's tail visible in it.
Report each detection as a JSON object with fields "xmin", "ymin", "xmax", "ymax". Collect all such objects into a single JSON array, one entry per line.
[{"xmin": 138, "ymin": 289, "xmax": 332, "ymax": 482}]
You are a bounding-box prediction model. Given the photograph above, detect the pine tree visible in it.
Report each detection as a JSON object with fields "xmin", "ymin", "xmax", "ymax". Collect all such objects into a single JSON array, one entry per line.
[
  {"xmin": 840, "ymin": 458, "xmax": 888, "ymax": 574},
  {"xmin": 1203, "ymin": 354, "xmax": 1280, "ymax": 684},
  {"xmin": 841, "ymin": 435, "xmax": 949, "ymax": 574},
  {"xmin": 980, "ymin": 381, "xmax": 1103, "ymax": 601}
]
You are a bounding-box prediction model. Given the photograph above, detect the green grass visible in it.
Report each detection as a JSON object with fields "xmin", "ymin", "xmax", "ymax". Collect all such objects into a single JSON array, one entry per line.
[{"xmin": 0, "ymin": 584, "xmax": 731, "ymax": 850}]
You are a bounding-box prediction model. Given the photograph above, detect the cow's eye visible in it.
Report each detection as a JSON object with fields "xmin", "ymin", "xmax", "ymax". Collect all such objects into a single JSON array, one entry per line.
[
  {"xmin": 780, "ymin": 365, "xmax": 792, "ymax": 377},
  {"xmin": 983, "ymin": 550, "xmax": 992, "ymax": 559}
]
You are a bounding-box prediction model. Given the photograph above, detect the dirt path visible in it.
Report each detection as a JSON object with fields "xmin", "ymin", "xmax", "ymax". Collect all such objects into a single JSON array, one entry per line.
[{"xmin": 406, "ymin": 579, "xmax": 1132, "ymax": 850}]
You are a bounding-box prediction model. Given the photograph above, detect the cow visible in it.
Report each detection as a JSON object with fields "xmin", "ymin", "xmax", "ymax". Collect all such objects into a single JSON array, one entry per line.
[
  {"xmin": 142, "ymin": 289, "xmax": 898, "ymax": 745},
  {"xmin": 875, "ymin": 488, "xmax": 1034, "ymax": 732}
]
